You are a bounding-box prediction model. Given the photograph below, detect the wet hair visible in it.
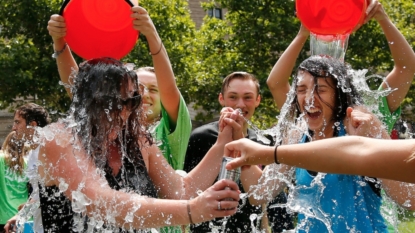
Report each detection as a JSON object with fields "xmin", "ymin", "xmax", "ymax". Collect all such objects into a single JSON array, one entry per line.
[
  {"xmin": 71, "ymin": 57, "xmax": 152, "ymax": 169},
  {"xmin": 15, "ymin": 103, "xmax": 50, "ymax": 128},
  {"xmin": 3, "ymin": 131, "xmax": 29, "ymax": 175},
  {"xmin": 221, "ymin": 72, "xmax": 260, "ymax": 96},
  {"xmin": 290, "ymin": 55, "xmax": 362, "ymax": 134}
]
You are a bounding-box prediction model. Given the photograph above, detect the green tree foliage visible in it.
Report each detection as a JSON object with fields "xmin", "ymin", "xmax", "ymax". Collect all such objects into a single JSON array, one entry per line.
[{"xmin": 0, "ymin": 0, "xmax": 71, "ymax": 114}]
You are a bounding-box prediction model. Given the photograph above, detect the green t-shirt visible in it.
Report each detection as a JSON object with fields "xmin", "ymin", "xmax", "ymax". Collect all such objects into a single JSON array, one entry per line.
[
  {"xmin": 153, "ymin": 95, "xmax": 192, "ymax": 233},
  {"xmin": 154, "ymin": 94, "xmax": 192, "ymax": 170},
  {"xmin": 0, "ymin": 153, "xmax": 28, "ymax": 224},
  {"xmin": 377, "ymin": 95, "xmax": 401, "ymax": 134}
]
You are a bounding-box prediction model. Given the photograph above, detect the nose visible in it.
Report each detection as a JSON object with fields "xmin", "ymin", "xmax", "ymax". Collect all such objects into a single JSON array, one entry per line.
[
  {"xmin": 305, "ymin": 88, "xmax": 316, "ymax": 105},
  {"xmin": 141, "ymin": 86, "xmax": 150, "ymax": 99},
  {"xmin": 12, "ymin": 123, "xmax": 17, "ymax": 131},
  {"xmin": 235, "ymin": 98, "xmax": 246, "ymax": 109}
]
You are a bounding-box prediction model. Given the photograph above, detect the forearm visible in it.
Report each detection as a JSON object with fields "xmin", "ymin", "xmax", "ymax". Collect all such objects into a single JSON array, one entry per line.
[
  {"xmin": 378, "ymin": 16, "xmax": 415, "ymax": 72},
  {"xmin": 53, "ymin": 38, "xmax": 78, "ymax": 98},
  {"xmin": 278, "ymin": 136, "xmax": 415, "ymax": 183},
  {"xmin": 84, "ymin": 189, "xmax": 191, "ymax": 229},
  {"xmin": 267, "ymin": 27, "xmax": 309, "ymax": 109},
  {"xmin": 183, "ymin": 141, "xmax": 227, "ymax": 199},
  {"xmin": 147, "ymin": 32, "xmax": 180, "ymax": 123}
]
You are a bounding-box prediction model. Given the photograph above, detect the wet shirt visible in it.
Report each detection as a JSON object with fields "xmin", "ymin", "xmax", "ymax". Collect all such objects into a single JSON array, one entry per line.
[
  {"xmin": 295, "ymin": 122, "xmax": 387, "ymax": 233},
  {"xmin": 39, "ymin": 156, "xmax": 158, "ymax": 232}
]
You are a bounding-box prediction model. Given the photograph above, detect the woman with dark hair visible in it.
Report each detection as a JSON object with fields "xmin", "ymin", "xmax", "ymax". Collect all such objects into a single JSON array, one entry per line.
[
  {"xmin": 0, "ymin": 131, "xmax": 29, "ymax": 231},
  {"xmin": 256, "ymin": 0, "xmax": 415, "ymax": 232},
  {"xmin": 221, "ymin": 51, "xmax": 415, "ymax": 232},
  {"xmin": 35, "ymin": 58, "xmax": 240, "ymax": 232}
]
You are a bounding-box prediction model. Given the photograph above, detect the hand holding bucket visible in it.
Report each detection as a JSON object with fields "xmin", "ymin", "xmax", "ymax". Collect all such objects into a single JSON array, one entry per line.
[{"xmin": 59, "ymin": 0, "xmax": 138, "ymax": 60}]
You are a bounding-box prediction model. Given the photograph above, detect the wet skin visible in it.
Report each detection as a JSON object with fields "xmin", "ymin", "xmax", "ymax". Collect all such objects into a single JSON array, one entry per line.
[{"xmin": 296, "ymin": 71, "xmax": 336, "ymax": 139}]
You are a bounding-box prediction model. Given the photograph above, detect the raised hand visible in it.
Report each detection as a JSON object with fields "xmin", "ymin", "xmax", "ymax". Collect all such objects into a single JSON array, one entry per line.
[
  {"xmin": 345, "ymin": 106, "xmax": 385, "ymax": 138},
  {"xmin": 130, "ymin": 6, "xmax": 157, "ymax": 38},
  {"xmin": 218, "ymin": 107, "xmax": 245, "ymax": 140},
  {"xmin": 47, "ymin": 14, "xmax": 67, "ymax": 43}
]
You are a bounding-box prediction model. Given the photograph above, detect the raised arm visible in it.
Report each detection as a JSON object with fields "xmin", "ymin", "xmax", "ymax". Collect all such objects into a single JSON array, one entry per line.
[
  {"xmin": 131, "ymin": 6, "xmax": 182, "ymax": 125},
  {"xmin": 266, "ymin": 25, "xmax": 310, "ymax": 110},
  {"xmin": 47, "ymin": 14, "xmax": 78, "ymax": 98},
  {"xmin": 368, "ymin": 1, "xmax": 415, "ymax": 112}
]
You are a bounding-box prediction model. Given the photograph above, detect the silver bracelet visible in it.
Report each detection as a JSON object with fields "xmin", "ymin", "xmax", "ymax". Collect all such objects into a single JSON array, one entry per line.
[{"xmin": 52, "ymin": 43, "xmax": 67, "ymax": 59}]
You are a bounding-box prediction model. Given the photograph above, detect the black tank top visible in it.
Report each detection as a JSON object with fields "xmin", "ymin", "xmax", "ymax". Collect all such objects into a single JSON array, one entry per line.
[{"xmin": 39, "ymin": 156, "xmax": 158, "ymax": 232}]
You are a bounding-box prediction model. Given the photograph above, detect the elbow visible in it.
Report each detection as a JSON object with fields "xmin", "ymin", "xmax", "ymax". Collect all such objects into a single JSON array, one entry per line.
[{"xmin": 266, "ymin": 78, "xmax": 275, "ymax": 90}]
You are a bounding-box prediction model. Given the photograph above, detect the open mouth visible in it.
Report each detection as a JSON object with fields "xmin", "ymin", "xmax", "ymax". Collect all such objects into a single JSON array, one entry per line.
[
  {"xmin": 236, "ymin": 108, "xmax": 248, "ymax": 117},
  {"xmin": 306, "ymin": 108, "xmax": 321, "ymax": 119}
]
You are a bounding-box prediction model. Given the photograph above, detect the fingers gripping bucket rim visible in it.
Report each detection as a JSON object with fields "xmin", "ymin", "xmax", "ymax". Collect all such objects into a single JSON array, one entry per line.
[{"xmin": 59, "ymin": 0, "xmax": 138, "ymax": 60}]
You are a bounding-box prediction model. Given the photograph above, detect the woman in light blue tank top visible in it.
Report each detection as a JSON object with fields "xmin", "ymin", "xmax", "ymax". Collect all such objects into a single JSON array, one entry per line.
[{"xmin": 286, "ymin": 56, "xmax": 388, "ymax": 233}]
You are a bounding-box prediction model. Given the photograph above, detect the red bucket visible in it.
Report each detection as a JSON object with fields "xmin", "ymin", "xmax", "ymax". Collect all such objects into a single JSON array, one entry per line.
[
  {"xmin": 296, "ymin": 0, "xmax": 367, "ymax": 35},
  {"xmin": 61, "ymin": 0, "xmax": 138, "ymax": 60}
]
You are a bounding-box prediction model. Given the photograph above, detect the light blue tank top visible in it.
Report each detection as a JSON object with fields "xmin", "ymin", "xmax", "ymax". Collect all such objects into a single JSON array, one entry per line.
[{"xmin": 295, "ymin": 122, "xmax": 388, "ymax": 233}]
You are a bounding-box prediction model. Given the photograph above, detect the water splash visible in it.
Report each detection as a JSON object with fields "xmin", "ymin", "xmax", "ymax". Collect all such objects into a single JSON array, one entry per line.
[{"xmin": 236, "ymin": 108, "xmax": 271, "ymax": 145}]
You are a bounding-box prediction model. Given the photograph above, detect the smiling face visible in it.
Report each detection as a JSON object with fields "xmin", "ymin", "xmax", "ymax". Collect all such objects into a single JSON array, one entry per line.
[
  {"xmin": 219, "ymin": 78, "xmax": 260, "ymax": 120},
  {"xmin": 296, "ymin": 70, "xmax": 336, "ymax": 138},
  {"xmin": 136, "ymin": 70, "xmax": 161, "ymax": 123}
]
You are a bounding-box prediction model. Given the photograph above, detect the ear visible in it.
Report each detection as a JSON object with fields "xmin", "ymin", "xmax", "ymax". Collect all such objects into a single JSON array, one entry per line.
[
  {"xmin": 255, "ymin": 95, "xmax": 261, "ymax": 108},
  {"xmin": 218, "ymin": 93, "xmax": 225, "ymax": 106},
  {"xmin": 29, "ymin": 121, "xmax": 38, "ymax": 127}
]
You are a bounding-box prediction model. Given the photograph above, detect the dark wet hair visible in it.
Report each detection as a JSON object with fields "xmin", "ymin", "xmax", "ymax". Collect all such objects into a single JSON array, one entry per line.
[
  {"xmin": 290, "ymin": 55, "xmax": 362, "ymax": 134},
  {"xmin": 71, "ymin": 57, "xmax": 151, "ymax": 168},
  {"xmin": 221, "ymin": 71, "xmax": 260, "ymax": 96},
  {"xmin": 15, "ymin": 103, "xmax": 50, "ymax": 128}
]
